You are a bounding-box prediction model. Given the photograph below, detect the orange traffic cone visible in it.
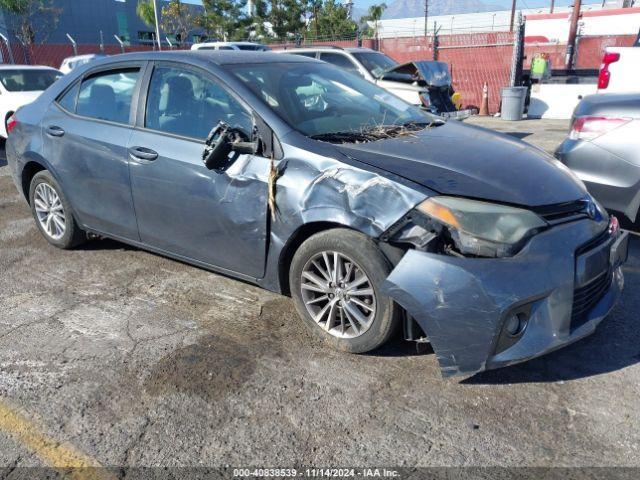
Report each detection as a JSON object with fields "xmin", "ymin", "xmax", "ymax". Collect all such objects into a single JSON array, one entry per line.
[{"xmin": 479, "ymin": 82, "xmax": 489, "ymax": 116}]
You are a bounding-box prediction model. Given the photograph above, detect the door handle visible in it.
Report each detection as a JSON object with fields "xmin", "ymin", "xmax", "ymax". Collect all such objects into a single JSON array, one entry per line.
[
  {"xmin": 46, "ymin": 125, "xmax": 65, "ymax": 137},
  {"xmin": 128, "ymin": 146, "xmax": 158, "ymax": 162}
]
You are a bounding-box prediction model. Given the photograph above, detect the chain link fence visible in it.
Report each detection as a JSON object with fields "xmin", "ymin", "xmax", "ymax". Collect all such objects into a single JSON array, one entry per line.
[{"xmin": 0, "ymin": 27, "xmax": 635, "ymax": 115}]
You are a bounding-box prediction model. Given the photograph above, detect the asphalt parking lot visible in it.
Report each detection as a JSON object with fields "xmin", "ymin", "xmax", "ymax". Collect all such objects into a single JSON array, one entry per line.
[{"xmin": 0, "ymin": 118, "xmax": 639, "ymax": 474}]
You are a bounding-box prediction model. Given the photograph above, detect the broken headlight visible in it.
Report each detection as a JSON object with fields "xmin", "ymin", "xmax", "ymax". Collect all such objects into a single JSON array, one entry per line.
[{"xmin": 415, "ymin": 196, "xmax": 548, "ymax": 258}]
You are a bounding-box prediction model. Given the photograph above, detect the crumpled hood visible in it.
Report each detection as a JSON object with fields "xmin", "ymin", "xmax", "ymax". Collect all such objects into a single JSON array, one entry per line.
[
  {"xmin": 334, "ymin": 120, "xmax": 587, "ymax": 207},
  {"xmin": 381, "ymin": 61, "xmax": 452, "ymax": 87}
]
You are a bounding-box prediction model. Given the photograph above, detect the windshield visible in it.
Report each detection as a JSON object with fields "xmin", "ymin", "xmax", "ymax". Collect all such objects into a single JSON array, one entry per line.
[
  {"xmin": 0, "ymin": 69, "xmax": 61, "ymax": 92},
  {"xmin": 228, "ymin": 62, "xmax": 436, "ymax": 139},
  {"xmin": 351, "ymin": 52, "xmax": 398, "ymax": 78}
]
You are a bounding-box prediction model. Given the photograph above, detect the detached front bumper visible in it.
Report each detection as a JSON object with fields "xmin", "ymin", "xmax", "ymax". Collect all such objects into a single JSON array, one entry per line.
[
  {"xmin": 382, "ymin": 218, "xmax": 628, "ymax": 377},
  {"xmin": 440, "ymin": 109, "xmax": 476, "ymax": 121}
]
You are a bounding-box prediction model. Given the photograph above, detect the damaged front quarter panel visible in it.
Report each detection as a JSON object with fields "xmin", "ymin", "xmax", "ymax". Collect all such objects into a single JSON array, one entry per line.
[{"xmin": 258, "ymin": 136, "xmax": 430, "ymax": 292}]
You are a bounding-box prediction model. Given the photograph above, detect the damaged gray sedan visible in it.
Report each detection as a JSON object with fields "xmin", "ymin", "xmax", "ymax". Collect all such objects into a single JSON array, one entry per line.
[{"xmin": 6, "ymin": 51, "xmax": 629, "ymax": 377}]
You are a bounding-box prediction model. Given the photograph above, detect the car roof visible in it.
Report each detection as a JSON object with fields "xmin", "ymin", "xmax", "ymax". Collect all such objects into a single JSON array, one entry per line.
[
  {"xmin": 0, "ymin": 64, "xmax": 60, "ymax": 71},
  {"xmin": 87, "ymin": 50, "xmax": 316, "ymax": 67},
  {"xmin": 63, "ymin": 54, "xmax": 106, "ymax": 61},
  {"xmin": 576, "ymin": 93, "xmax": 640, "ymax": 117},
  {"xmin": 275, "ymin": 47, "xmax": 376, "ymax": 54},
  {"xmin": 194, "ymin": 41, "xmax": 264, "ymax": 46}
]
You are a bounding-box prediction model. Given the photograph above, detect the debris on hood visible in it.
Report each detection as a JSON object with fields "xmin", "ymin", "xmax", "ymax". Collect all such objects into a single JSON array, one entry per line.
[{"xmin": 309, "ymin": 121, "xmax": 444, "ymax": 144}]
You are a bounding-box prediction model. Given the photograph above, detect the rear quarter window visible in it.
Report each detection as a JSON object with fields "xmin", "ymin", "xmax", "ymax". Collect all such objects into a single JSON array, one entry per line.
[
  {"xmin": 75, "ymin": 68, "xmax": 140, "ymax": 124},
  {"xmin": 56, "ymin": 81, "xmax": 81, "ymax": 112}
]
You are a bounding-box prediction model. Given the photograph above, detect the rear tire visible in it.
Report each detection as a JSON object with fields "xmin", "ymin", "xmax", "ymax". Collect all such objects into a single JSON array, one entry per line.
[
  {"xmin": 29, "ymin": 170, "xmax": 85, "ymax": 249},
  {"xmin": 289, "ymin": 228, "xmax": 399, "ymax": 353}
]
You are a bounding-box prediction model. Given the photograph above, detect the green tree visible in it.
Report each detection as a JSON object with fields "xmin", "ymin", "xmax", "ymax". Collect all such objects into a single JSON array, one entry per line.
[
  {"xmin": 136, "ymin": 0, "xmax": 156, "ymax": 27},
  {"xmin": 361, "ymin": 3, "xmax": 386, "ymax": 39},
  {"xmin": 197, "ymin": 0, "xmax": 249, "ymax": 41},
  {"xmin": 0, "ymin": 0, "xmax": 61, "ymax": 44},
  {"xmin": 310, "ymin": 0, "xmax": 357, "ymax": 40},
  {"xmin": 161, "ymin": 0, "xmax": 195, "ymax": 44},
  {"xmin": 254, "ymin": 0, "xmax": 309, "ymax": 41}
]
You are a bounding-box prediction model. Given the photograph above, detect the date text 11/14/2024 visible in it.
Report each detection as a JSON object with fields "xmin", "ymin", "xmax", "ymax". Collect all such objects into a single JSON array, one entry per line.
[{"xmin": 233, "ymin": 468, "xmax": 401, "ymax": 477}]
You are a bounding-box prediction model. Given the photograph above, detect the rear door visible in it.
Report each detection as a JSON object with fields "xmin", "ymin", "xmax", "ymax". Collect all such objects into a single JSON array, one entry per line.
[
  {"xmin": 42, "ymin": 63, "xmax": 144, "ymax": 239},
  {"xmin": 127, "ymin": 61, "xmax": 270, "ymax": 278}
]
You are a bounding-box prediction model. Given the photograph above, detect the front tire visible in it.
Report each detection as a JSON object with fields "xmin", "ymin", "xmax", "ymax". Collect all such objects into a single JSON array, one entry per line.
[
  {"xmin": 289, "ymin": 228, "xmax": 399, "ymax": 353},
  {"xmin": 29, "ymin": 170, "xmax": 85, "ymax": 249}
]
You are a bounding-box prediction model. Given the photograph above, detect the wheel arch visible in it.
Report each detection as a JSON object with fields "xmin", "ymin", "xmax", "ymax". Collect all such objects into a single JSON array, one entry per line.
[
  {"xmin": 278, "ymin": 221, "xmax": 358, "ymax": 295},
  {"xmin": 21, "ymin": 160, "xmax": 47, "ymax": 204}
]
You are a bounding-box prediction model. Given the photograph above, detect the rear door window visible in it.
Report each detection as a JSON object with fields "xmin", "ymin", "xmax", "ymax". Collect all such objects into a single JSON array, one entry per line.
[
  {"xmin": 144, "ymin": 65, "xmax": 252, "ymax": 140},
  {"xmin": 76, "ymin": 68, "xmax": 140, "ymax": 124},
  {"xmin": 318, "ymin": 52, "xmax": 361, "ymax": 75}
]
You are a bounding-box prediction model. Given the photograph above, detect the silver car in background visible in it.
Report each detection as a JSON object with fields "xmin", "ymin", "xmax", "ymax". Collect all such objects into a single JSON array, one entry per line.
[{"xmin": 556, "ymin": 94, "xmax": 640, "ymax": 227}]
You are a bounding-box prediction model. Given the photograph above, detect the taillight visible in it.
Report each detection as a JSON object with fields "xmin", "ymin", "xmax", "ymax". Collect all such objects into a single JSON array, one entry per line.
[
  {"xmin": 569, "ymin": 115, "xmax": 630, "ymax": 141},
  {"xmin": 597, "ymin": 52, "xmax": 620, "ymax": 90},
  {"xmin": 6, "ymin": 114, "xmax": 17, "ymax": 135}
]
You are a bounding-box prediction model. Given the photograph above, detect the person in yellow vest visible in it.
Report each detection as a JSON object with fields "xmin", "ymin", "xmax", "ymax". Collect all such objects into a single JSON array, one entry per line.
[{"xmin": 531, "ymin": 52, "xmax": 551, "ymax": 81}]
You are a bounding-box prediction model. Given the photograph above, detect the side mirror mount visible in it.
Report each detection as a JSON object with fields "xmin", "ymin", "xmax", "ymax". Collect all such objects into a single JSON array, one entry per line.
[{"xmin": 202, "ymin": 121, "xmax": 258, "ymax": 170}]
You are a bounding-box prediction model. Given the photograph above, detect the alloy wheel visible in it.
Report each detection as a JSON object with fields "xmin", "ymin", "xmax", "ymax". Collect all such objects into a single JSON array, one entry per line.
[
  {"xmin": 300, "ymin": 251, "xmax": 377, "ymax": 339},
  {"xmin": 34, "ymin": 183, "xmax": 66, "ymax": 240}
]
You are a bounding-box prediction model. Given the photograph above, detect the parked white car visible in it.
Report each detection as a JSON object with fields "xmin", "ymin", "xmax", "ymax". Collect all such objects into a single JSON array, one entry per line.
[
  {"xmin": 597, "ymin": 46, "xmax": 640, "ymax": 94},
  {"xmin": 275, "ymin": 46, "xmax": 470, "ymax": 118},
  {"xmin": 0, "ymin": 65, "xmax": 62, "ymax": 138},
  {"xmin": 191, "ymin": 41, "xmax": 270, "ymax": 51},
  {"xmin": 59, "ymin": 54, "xmax": 107, "ymax": 74},
  {"xmin": 276, "ymin": 47, "xmax": 427, "ymax": 106}
]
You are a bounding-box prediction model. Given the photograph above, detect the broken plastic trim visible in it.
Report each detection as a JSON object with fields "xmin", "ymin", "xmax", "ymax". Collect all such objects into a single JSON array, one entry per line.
[{"xmin": 382, "ymin": 202, "xmax": 548, "ymax": 259}]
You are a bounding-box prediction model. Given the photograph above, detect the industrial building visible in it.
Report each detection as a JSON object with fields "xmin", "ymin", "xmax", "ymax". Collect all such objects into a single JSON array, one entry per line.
[{"xmin": 0, "ymin": 0, "xmax": 205, "ymax": 48}]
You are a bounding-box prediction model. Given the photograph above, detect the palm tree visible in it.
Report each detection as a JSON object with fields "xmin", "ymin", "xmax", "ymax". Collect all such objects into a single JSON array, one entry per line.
[
  {"xmin": 137, "ymin": 0, "xmax": 157, "ymax": 27},
  {"xmin": 363, "ymin": 3, "xmax": 386, "ymax": 42}
]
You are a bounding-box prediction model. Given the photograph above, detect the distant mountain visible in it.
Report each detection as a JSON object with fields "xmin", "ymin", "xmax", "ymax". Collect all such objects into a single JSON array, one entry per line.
[{"xmin": 382, "ymin": 0, "xmax": 503, "ymax": 20}]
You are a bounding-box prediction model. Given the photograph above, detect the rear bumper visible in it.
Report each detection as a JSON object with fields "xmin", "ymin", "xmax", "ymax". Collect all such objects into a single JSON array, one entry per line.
[
  {"xmin": 555, "ymin": 139, "xmax": 640, "ymax": 223},
  {"xmin": 382, "ymin": 219, "xmax": 628, "ymax": 377}
]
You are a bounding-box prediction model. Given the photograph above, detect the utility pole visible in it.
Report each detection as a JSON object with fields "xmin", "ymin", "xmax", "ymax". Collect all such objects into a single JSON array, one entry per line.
[
  {"xmin": 509, "ymin": 0, "xmax": 517, "ymax": 32},
  {"xmin": 565, "ymin": 0, "xmax": 581, "ymax": 69},
  {"xmin": 152, "ymin": 0, "xmax": 162, "ymax": 51},
  {"xmin": 550, "ymin": 0, "xmax": 555, "ymax": 13},
  {"xmin": 424, "ymin": 0, "xmax": 428, "ymax": 37}
]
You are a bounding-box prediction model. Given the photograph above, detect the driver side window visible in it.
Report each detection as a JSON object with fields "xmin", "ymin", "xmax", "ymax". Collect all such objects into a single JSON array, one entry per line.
[{"xmin": 145, "ymin": 65, "xmax": 252, "ymax": 140}]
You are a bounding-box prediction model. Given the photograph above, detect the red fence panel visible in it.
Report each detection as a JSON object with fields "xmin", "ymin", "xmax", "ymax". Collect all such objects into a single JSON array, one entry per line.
[
  {"xmin": 575, "ymin": 35, "xmax": 636, "ymax": 69},
  {"xmin": 525, "ymin": 34, "xmax": 636, "ymax": 70},
  {"xmin": 382, "ymin": 32, "xmax": 514, "ymax": 113},
  {"xmin": 380, "ymin": 36, "xmax": 434, "ymax": 63}
]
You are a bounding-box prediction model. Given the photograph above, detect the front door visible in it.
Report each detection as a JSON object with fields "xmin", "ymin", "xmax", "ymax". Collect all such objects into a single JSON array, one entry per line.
[
  {"xmin": 41, "ymin": 65, "xmax": 143, "ymax": 239},
  {"xmin": 127, "ymin": 63, "xmax": 270, "ymax": 278}
]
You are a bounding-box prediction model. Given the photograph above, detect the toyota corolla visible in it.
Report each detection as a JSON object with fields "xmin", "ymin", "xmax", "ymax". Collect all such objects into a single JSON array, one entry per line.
[{"xmin": 5, "ymin": 51, "xmax": 629, "ymax": 377}]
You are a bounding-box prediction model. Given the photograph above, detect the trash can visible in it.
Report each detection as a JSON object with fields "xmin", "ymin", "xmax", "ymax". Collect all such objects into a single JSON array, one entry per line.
[{"xmin": 500, "ymin": 86, "xmax": 528, "ymax": 121}]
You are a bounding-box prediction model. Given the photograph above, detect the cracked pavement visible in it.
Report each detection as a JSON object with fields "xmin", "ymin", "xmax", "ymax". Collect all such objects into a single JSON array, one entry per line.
[{"xmin": 0, "ymin": 120, "xmax": 639, "ymax": 471}]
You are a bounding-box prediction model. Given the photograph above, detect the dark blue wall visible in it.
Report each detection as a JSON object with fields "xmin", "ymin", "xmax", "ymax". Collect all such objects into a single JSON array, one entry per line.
[{"xmin": 0, "ymin": 0, "xmax": 205, "ymax": 46}]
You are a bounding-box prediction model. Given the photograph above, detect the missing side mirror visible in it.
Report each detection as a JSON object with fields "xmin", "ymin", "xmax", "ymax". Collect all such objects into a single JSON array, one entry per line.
[{"xmin": 202, "ymin": 121, "xmax": 258, "ymax": 170}]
